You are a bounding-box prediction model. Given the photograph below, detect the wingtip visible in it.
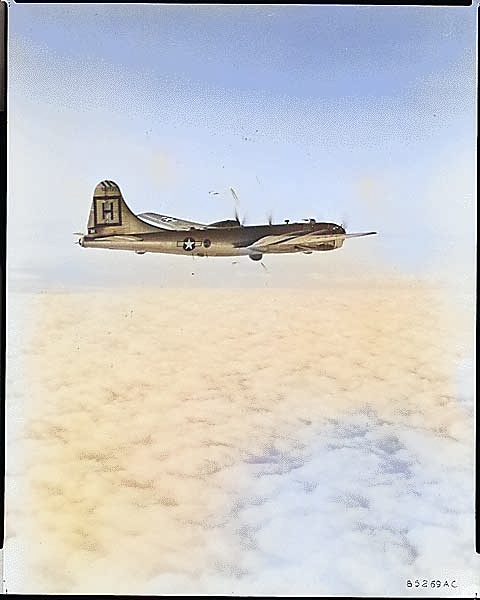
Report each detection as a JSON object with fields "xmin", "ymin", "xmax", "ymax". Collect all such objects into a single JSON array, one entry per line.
[{"xmin": 344, "ymin": 231, "xmax": 378, "ymax": 239}]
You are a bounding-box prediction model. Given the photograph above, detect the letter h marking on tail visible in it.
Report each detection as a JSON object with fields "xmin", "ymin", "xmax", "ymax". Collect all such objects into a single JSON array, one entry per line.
[
  {"xmin": 93, "ymin": 197, "xmax": 122, "ymax": 227},
  {"xmin": 102, "ymin": 201, "xmax": 115, "ymax": 222}
]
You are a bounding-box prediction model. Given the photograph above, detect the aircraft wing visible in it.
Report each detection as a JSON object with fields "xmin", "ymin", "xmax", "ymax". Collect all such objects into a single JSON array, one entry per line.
[
  {"xmin": 137, "ymin": 212, "xmax": 207, "ymax": 230},
  {"xmin": 246, "ymin": 231, "xmax": 376, "ymax": 253}
]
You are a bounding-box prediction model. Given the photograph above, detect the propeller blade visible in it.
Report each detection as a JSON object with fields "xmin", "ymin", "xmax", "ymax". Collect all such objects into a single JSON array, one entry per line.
[
  {"xmin": 230, "ymin": 187, "xmax": 239, "ymax": 205},
  {"xmin": 231, "ymin": 188, "xmax": 245, "ymax": 225}
]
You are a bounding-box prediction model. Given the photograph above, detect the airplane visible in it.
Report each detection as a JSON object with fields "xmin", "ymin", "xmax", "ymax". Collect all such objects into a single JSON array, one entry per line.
[{"xmin": 77, "ymin": 180, "xmax": 376, "ymax": 261}]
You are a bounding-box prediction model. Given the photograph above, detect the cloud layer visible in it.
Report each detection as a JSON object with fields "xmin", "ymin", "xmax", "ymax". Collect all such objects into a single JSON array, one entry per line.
[{"xmin": 5, "ymin": 280, "xmax": 477, "ymax": 595}]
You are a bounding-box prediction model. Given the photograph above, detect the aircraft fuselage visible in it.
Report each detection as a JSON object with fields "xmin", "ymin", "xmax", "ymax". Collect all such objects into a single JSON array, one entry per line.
[{"xmin": 80, "ymin": 220, "xmax": 343, "ymax": 258}]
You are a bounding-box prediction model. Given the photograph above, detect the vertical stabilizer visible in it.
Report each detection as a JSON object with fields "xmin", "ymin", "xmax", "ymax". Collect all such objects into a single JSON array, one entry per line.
[{"xmin": 87, "ymin": 180, "xmax": 158, "ymax": 236}]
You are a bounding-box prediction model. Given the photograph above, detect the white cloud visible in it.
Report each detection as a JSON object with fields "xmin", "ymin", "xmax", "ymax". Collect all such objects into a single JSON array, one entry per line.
[{"xmin": 4, "ymin": 280, "xmax": 477, "ymax": 595}]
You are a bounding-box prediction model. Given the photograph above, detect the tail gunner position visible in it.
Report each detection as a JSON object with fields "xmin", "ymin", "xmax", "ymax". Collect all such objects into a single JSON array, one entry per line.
[{"xmin": 78, "ymin": 180, "xmax": 376, "ymax": 261}]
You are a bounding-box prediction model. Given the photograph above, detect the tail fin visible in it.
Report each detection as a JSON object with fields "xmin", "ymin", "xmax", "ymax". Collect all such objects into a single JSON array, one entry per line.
[{"xmin": 87, "ymin": 180, "xmax": 158, "ymax": 236}]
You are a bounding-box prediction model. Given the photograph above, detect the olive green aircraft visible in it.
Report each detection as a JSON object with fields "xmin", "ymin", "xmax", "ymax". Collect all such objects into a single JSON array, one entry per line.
[{"xmin": 77, "ymin": 180, "xmax": 376, "ymax": 261}]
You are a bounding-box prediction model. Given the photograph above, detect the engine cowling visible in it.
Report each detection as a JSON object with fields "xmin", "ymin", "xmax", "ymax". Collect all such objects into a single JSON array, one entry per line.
[{"xmin": 249, "ymin": 252, "xmax": 263, "ymax": 261}]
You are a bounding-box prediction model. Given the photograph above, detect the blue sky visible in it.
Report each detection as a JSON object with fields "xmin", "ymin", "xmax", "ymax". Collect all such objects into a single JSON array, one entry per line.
[{"xmin": 8, "ymin": 4, "xmax": 477, "ymax": 289}]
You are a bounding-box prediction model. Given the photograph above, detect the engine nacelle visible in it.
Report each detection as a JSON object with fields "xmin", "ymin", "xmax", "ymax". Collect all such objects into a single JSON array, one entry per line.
[{"xmin": 249, "ymin": 252, "xmax": 263, "ymax": 261}]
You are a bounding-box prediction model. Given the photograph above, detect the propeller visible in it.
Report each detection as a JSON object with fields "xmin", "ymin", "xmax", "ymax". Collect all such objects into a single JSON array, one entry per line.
[
  {"xmin": 230, "ymin": 187, "xmax": 240, "ymax": 205},
  {"xmin": 230, "ymin": 187, "xmax": 246, "ymax": 226}
]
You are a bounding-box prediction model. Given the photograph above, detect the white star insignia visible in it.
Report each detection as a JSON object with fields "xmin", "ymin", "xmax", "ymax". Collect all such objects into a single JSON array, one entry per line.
[{"xmin": 183, "ymin": 238, "xmax": 195, "ymax": 251}]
